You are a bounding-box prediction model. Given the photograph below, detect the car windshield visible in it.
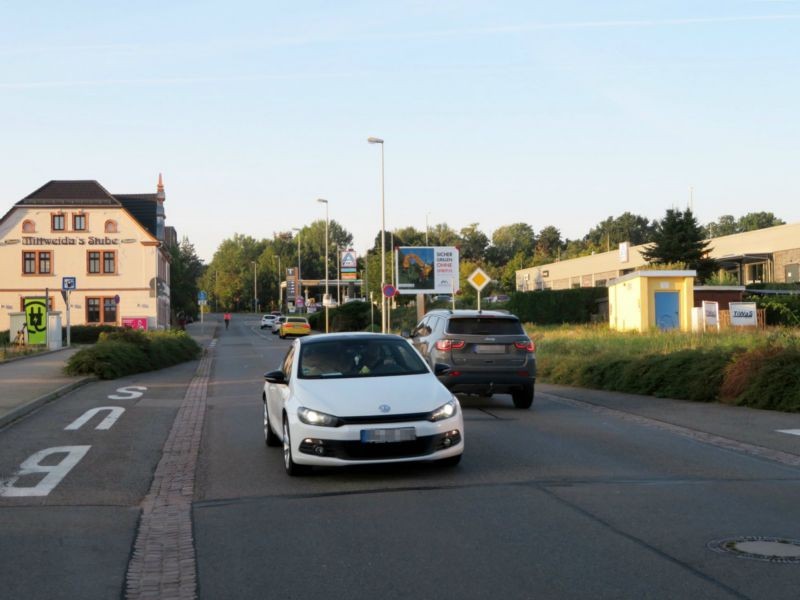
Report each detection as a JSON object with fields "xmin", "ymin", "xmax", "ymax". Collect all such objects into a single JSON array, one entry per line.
[
  {"xmin": 446, "ymin": 317, "xmax": 523, "ymax": 335},
  {"xmin": 298, "ymin": 338, "xmax": 428, "ymax": 379}
]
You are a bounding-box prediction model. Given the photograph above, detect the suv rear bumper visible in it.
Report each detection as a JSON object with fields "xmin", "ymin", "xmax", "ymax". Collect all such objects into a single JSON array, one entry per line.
[{"xmin": 438, "ymin": 371, "xmax": 535, "ymax": 394}]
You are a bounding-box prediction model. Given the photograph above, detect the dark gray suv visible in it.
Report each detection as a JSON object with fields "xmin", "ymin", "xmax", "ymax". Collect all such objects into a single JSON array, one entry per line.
[{"xmin": 406, "ymin": 309, "xmax": 536, "ymax": 408}]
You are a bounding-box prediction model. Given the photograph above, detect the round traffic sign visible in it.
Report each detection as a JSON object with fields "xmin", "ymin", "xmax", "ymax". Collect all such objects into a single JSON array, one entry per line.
[{"xmin": 382, "ymin": 284, "xmax": 397, "ymax": 298}]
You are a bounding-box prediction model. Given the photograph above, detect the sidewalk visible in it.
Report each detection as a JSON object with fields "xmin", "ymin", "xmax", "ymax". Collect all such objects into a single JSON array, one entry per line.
[
  {"xmin": 0, "ymin": 322, "xmax": 218, "ymax": 429},
  {"xmin": 0, "ymin": 346, "xmax": 92, "ymax": 428}
]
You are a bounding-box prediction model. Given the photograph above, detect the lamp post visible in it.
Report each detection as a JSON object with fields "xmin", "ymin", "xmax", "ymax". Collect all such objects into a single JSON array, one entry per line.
[
  {"xmin": 272, "ymin": 255, "xmax": 282, "ymax": 311},
  {"xmin": 251, "ymin": 261, "xmax": 258, "ymax": 313},
  {"xmin": 317, "ymin": 198, "xmax": 330, "ymax": 333},
  {"xmin": 367, "ymin": 136, "xmax": 386, "ymax": 332},
  {"xmin": 292, "ymin": 227, "xmax": 302, "ymax": 311}
]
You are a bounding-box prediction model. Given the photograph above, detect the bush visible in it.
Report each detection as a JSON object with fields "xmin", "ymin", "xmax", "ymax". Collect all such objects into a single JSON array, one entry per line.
[
  {"xmin": 721, "ymin": 347, "xmax": 800, "ymax": 411},
  {"xmin": 307, "ymin": 302, "xmax": 380, "ymax": 332},
  {"xmin": 65, "ymin": 329, "xmax": 201, "ymax": 379},
  {"xmin": 508, "ymin": 288, "xmax": 607, "ymax": 325},
  {"xmin": 66, "ymin": 325, "xmax": 121, "ymax": 344}
]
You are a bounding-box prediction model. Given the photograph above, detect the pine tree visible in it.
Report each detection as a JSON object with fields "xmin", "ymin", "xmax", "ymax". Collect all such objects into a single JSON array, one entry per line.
[{"xmin": 641, "ymin": 209, "xmax": 715, "ymax": 280}]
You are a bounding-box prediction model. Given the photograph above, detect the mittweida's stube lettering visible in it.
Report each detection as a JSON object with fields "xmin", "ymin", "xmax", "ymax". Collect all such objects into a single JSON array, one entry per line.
[{"xmin": 22, "ymin": 236, "xmax": 120, "ymax": 246}]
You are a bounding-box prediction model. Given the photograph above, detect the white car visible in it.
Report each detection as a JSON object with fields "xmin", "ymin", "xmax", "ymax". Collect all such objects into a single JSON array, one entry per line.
[
  {"xmin": 260, "ymin": 314, "xmax": 278, "ymax": 329},
  {"xmin": 271, "ymin": 316, "xmax": 287, "ymax": 334},
  {"xmin": 262, "ymin": 333, "xmax": 464, "ymax": 475}
]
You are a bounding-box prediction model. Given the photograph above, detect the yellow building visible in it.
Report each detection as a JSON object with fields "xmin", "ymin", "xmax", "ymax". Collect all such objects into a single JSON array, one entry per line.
[
  {"xmin": 608, "ymin": 271, "xmax": 696, "ymax": 332},
  {"xmin": 516, "ymin": 222, "xmax": 800, "ymax": 291},
  {"xmin": 0, "ymin": 178, "xmax": 172, "ymax": 333}
]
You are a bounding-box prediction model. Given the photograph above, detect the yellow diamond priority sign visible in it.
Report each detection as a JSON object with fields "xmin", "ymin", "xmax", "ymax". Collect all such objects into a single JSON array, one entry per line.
[{"xmin": 467, "ymin": 268, "xmax": 490, "ymax": 292}]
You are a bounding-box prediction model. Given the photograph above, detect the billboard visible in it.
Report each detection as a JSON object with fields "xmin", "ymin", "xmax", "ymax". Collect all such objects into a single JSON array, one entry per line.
[
  {"xmin": 729, "ymin": 302, "xmax": 758, "ymax": 327},
  {"xmin": 396, "ymin": 246, "xmax": 459, "ymax": 294}
]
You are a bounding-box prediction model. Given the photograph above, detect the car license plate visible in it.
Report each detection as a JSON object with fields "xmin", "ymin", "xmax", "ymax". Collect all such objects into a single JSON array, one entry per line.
[
  {"xmin": 360, "ymin": 427, "xmax": 416, "ymax": 443},
  {"xmin": 474, "ymin": 344, "xmax": 503, "ymax": 354}
]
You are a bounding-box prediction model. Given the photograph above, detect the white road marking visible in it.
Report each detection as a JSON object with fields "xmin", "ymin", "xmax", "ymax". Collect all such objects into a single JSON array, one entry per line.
[
  {"xmin": 108, "ymin": 385, "xmax": 147, "ymax": 400},
  {"xmin": 777, "ymin": 429, "xmax": 800, "ymax": 437},
  {"xmin": 65, "ymin": 407, "xmax": 125, "ymax": 431},
  {"xmin": 0, "ymin": 446, "xmax": 91, "ymax": 497}
]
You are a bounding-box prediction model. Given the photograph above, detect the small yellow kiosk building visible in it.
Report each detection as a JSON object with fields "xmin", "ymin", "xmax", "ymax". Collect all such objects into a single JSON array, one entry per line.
[{"xmin": 608, "ymin": 270, "xmax": 696, "ymax": 332}]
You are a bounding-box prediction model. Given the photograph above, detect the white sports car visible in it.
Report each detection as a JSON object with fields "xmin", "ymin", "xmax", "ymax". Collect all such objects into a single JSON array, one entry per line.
[{"xmin": 262, "ymin": 333, "xmax": 464, "ymax": 475}]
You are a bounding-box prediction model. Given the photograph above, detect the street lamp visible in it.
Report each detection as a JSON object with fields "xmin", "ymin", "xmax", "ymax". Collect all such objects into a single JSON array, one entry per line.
[
  {"xmin": 272, "ymin": 255, "xmax": 282, "ymax": 311},
  {"xmin": 292, "ymin": 227, "xmax": 302, "ymax": 311},
  {"xmin": 367, "ymin": 136, "xmax": 386, "ymax": 333},
  {"xmin": 317, "ymin": 198, "xmax": 330, "ymax": 333},
  {"xmin": 251, "ymin": 261, "xmax": 258, "ymax": 313}
]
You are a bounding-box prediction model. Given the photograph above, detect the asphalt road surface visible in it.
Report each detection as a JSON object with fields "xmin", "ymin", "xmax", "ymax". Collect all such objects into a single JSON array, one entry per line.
[{"xmin": 2, "ymin": 315, "xmax": 800, "ymax": 599}]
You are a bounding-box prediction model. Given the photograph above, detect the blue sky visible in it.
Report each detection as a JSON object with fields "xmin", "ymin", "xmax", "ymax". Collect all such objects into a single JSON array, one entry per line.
[{"xmin": 2, "ymin": 1, "xmax": 799, "ymax": 261}]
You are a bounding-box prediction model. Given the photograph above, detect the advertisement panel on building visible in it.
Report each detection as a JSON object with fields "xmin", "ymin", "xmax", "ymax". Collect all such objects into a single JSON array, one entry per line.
[
  {"xmin": 396, "ymin": 247, "xmax": 459, "ymax": 294},
  {"xmin": 122, "ymin": 317, "xmax": 149, "ymax": 330},
  {"xmin": 24, "ymin": 297, "xmax": 48, "ymax": 344}
]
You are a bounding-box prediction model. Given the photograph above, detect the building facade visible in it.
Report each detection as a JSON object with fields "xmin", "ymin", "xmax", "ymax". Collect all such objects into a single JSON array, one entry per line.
[
  {"xmin": 516, "ymin": 222, "xmax": 800, "ymax": 291},
  {"xmin": 0, "ymin": 178, "xmax": 172, "ymax": 333}
]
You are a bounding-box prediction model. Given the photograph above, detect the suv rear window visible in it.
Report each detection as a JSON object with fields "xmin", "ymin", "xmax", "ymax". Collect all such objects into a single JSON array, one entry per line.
[{"xmin": 446, "ymin": 317, "xmax": 523, "ymax": 335}]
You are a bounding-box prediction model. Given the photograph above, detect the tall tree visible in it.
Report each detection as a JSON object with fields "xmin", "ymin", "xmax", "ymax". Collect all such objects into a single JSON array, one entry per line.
[
  {"xmin": 487, "ymin": 223, "xmax": 536, "ymax": 265},
  {"xmin": 169, "ymin": 237, "xmax": 204, "ymax": 319},
  {"xmin": 703, "ymin": 214, "xmax": 738, "ymax": 238},
  {"xmin": 737, "ymin": 212, "xmax": 785, "ymax": 232},
  {"xmin": 459, "ymin": 223, "xmax": 489, "ymax": 261},
  {"xmin": 641, "ymin": 209, "xmax": 715, "ymax": 280},
  {"xmin": 535, "ymin": 226, "xmax": 563, "ymax": 263},
  {"xmin": 585, "ymin": 212, "xmax": 654, "ymax": 251}
]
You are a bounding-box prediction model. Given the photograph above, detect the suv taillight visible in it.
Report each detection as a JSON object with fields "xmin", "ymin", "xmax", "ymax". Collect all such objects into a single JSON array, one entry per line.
[
  {"xmin": 514, "ymin": 340, "xmax": 535, "ymax": 352},
  {"xmin": 436, "ymin": 339, "xmax": 466, "ymax": 351}
]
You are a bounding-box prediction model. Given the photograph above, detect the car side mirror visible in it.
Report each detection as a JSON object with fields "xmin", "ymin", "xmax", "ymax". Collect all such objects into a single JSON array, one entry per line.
[
  {"xmin": 401, "ymin": 329, "xmax": 411, "ymax": 339},
  {"xmin": 264, "ymin": 370, "xmax": 287, "ymax": 384},
  {"xmin": 434, "ymin": 363, "xmax": 451, "ymax": 376}
]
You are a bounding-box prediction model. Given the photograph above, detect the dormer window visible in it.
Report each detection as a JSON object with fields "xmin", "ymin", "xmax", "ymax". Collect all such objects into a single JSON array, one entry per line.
[
  {"xmin": 22, "ymin": 220, "xmax": 35, "ymax": 233},
  {"xmin": 105, "ymin": 220, "xmax": 118, "ymax": 233}
]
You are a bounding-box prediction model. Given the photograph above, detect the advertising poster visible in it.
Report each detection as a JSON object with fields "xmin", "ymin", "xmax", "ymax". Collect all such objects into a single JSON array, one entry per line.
[
  {"xmin": 729, "ymin": 302, "xmax": 758, "ymax": 327},
  {"xmin": 24, "ymin": 297, "xmax": 48, "ymax": 344},
  {"xmin": 122, "ymin": 317, "xmax": 148, "ymax": 330},
  {"xmin": 396, "ymin": 247, "xmax": 459, "ymax": 294},
  {"xmin": 702, "ymin": 301, "xmax": 719, "ymax": 328}
]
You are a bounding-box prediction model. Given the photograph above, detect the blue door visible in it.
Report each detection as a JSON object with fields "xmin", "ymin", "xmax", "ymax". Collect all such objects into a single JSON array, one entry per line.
[{"xmin": 654, "ymin": 292, "xmax": 680, "ymax": 330}]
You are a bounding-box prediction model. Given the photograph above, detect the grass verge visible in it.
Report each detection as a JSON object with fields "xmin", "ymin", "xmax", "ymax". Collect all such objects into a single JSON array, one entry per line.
[{"xmin": 530, "ymin": 324, "xmax": 800, "ymax": 412}]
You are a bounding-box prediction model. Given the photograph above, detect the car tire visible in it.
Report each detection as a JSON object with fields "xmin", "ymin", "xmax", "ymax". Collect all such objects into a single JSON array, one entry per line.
[
  {"xmin": 263, "ymin": 399, "xmax": 281, "ymax": 447},
  {"xmin": 283, "ymin": 418, "xmax": 310, "ymax": 476},
  {"xmin": 511, "ymin": 384, "xmax": 534, "ymax": 409},
  {"xmin": 279, "ymin": 332, "xmax": 285, "ymax": 339},
  {"xmin": 439, "ymin": 454, "xmax": 462, "ymax": 467}
]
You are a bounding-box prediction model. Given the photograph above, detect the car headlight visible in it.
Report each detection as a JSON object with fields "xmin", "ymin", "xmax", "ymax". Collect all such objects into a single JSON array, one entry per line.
[
  {"xmin": 428, "ymin": 399, "xmax": 458, "ymax": 422},
  {"xmin": 297, "ymin": 406, "xmax": 340, "ymax": 427}
]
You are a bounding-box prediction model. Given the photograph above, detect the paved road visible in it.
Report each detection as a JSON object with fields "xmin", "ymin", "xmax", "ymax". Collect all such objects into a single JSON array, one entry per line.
[{"xmin": 1, "ymin": 315, "xmax": 800, "ymax": 599}]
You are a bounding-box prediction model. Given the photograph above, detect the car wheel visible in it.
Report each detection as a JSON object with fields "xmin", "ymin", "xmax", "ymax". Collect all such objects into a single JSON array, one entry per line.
[
  {"xmin": 283, "ymin": 418, "xmax": 310, "ymax": 476},
  {"xmin": 279, "ymin": 332, "xmax": 285, "ymax": 339},
  {"xmin": 263, "ymin": 399, "xmax": 281, "ymax": 447},
  {"xmin": 511, "ymin": 384, "xmax": 534, "ymax": 409},
  {"xmin": 439, "ymin": 454, "xmax": 462, "ymax": 467}
]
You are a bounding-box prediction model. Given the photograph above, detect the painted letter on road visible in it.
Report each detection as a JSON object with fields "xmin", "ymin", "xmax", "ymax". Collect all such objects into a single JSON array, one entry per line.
[
  {"xmin": 65, "ymin": 407, "xmax": 125, "ymax": 431},
  {"xmin": 0, "ymin": 446, "xmax": 91, "ymax": 497}
]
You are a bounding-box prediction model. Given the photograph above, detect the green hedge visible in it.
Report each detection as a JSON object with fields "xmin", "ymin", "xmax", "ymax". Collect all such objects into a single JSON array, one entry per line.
[
  {"xmin": 748, "ymin": 294, "xmax": 800, "ymax": 326},
  {"xmin": 307, "ymin": 301, "xmax": 379, "ymax": 332},
  {"xmin": 65, "ymin": 329, "xmax": 201, "ymax": 379},
  {"xmin": 507, "ymin": 288, "xmax": 607, "ymax": 325},
  {"xmin": 65, "ymin": 325, "xmax": 122, "ymax": 344}
]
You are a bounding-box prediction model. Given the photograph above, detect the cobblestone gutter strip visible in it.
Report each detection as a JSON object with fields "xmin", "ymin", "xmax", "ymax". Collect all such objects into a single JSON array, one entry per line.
[
  {"xmin": 125, "ymin": 346, "xmax": 214, "ymax": 600},
  {"xmin": 543, "ymin": 391, "xmax": 800, "ymax": 469}
]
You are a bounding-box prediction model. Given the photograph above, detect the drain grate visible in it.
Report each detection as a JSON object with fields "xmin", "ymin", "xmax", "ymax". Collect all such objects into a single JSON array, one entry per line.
[{"xmin": 708, "ymin": 536, "xmax": 800, "ymax": 564}]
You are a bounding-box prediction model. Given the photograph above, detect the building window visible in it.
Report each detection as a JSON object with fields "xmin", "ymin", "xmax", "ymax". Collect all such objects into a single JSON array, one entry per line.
[
  {"xmin": 73, "ymin": 213, "xmax": 86, "ymax": 231},
  {"xmin": 105, "ymin": 220, "xmax": 118, "ymax": 233},
  {"xmin": 103, "ymin": 251, "xmax": 116, "ymax": 274},
  {"xmin": 103, "ymin": 298, "xmax": 117, "ymax": 324},
  {"xmin": 23, "ymin": 252, "xmax": 36, "ymax": 274},
  {"xmin": 86, "ymin": 298, "xmax": 101, "ymax": 323},
  {"xmin": 52, "ymin": 213, "xmax": 65, "ymax": 231},
  {"xmin": 22, "ymin": 250, "xmax": 52, "ymax": 275},
  {"xmin": 87, "ymin": 251, "xmax": 101, "ymax": 274},
  {"xmin": 786, "ymin": 263, "xmax": 799, "ymax": 284},
  {"xmin": 38, "ymin": 251, "xmax": 51, "ymax": 274},
  {"xmin": 22, "ymin": 220, "xmax": 35, "ymax": 233}
]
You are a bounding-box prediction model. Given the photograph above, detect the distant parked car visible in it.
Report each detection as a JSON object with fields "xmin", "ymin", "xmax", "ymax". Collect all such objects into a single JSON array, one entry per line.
[
  {"xmin": 406, "ymin": 309, "xmax": 536, "ymax": 408},
  {"xmin": 485, "ymin": 294, "xmax": 510, "ymax": 304}
]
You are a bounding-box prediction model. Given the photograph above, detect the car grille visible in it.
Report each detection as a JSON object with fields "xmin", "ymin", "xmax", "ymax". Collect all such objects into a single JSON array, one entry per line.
[
  {"xmin": 337, "ymin": 412, "xmax": 430, "ymax": 425},
  {"xmin": 299, "ymin": 431, "xmax": 461, "ymax": 460}
]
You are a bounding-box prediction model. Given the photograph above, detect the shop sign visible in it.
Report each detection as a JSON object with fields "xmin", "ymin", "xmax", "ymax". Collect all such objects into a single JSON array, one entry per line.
[
  {"xmin": 122, "ymin": 317, "xmax": 148, "ymax": 330},
  {"xmin": 729, "ymin": 302, "xmax": 757, "ymax": 327}
]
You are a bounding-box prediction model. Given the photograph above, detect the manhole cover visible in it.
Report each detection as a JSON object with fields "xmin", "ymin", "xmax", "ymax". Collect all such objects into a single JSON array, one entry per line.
[{"xmin": 708, "ymin": 537, "xmax": 800, "ymax": 564}]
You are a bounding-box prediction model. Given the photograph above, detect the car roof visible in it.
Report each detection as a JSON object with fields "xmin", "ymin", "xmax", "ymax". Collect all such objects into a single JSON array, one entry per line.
[
  {"xmin": 424, "ymin": 309, "xmax": 517, "ymax": 319},
  {"xmin": 298, "ymin": 332, "xmax": 406, "ymax": 345}
]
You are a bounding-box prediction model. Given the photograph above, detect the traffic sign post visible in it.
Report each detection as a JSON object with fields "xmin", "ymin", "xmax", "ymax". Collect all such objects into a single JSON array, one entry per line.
[
  {"xmin": 62, "ymin": 277, "xmax": 77, "ymax": 347},
  {"xmin": 198, "ymin": 291, "xmax": 208, "ymax": 324},
  {"xmin": 467, "ymin": 268, "xmax": 491, "ymax": 310}
]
